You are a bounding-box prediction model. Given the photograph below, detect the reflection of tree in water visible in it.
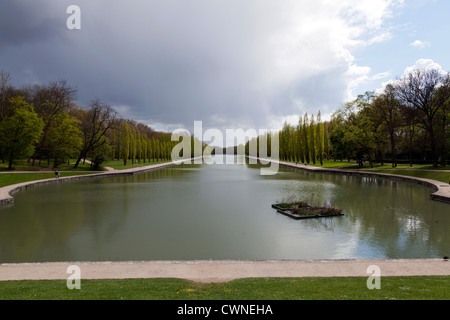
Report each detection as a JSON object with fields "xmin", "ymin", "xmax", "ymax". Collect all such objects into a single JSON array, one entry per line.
[
  {"xmin": 269, "ymin": 166, "xmax": 450, "ymax": 259},
  {"xmin": 0, "ymin": 164, "xmax": 206, "ymax": 263},
  {"xmin": 0, "ymin": 194, "xmax": 86, "ymax": 263},
  {"xmin": 0, "ymin": 162, "xmax": 448, "ymax": 262}
]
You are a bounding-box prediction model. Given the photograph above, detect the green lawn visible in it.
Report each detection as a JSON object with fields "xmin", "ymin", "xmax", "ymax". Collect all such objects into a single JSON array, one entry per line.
[
  {"xmin": 285, "ymin": 160, "xmax": 357, "ymax": 168},
  {"xmin": 0, "ymin": 277, "xmax": 448, "ymax": 300},
  {"xmin": 345, "ymin": 163, "xmax": 450, "ymax": 171},
  {"xmin": 312, "ymin": 160, "xmax": 357, "ymax": 168},
  {"xmin": 103, "ymin": 159, "xmax": 172, "ymax": 170},
  {"xmin": 0, "ymin": 161, "xmax": 50, "ymax": 172},
  {"xmin": 360, "ymin": 169, "xmax": 450, "ymax": 184},
  {"xmin": 0, "ymin": 159, "xmax": 103, "ymax": 172},
  {"xmin": 0, "ymin": 172, "xmax": 97, "ymax": 188}
]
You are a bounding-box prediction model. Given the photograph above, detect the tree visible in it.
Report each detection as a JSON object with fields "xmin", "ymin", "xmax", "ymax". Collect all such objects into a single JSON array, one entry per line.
[
  {"xmin": 296, "ymin": 116, "xmax": 304, "ymax": 163},
  {"xmin": 0, "ymin": 71, "xmax": 14, "ymax": 122},
  {"xmin": 395, "ymin": 68, "xmax": 450, "ymax": 167},
  {"xmin": 120, "ymin": 121, "xmax": 130, "ymax": 166},
  {"xmin": 309, "ymin": 115, "xmax": 316, "ymax": 165},
  {"xmin": 372, "ymin": 84, "xmax": 402, "ymax": 167},
  {"xmin": 303, "ymin": 114, "xmax": 310, "ymax": 164},
  {"xmin": 24, "ymin": 80, "xmax": 77, "ymax": 165},
  {"xmin": 316, "ymin": 111, "xmax": 325, "ymax": 166},
  {"xmin": 46, "ymin": 112, "xmax": 82, "ymax": 168},
  {"xmin": 0, "ymin": 97, "xmax": 44, "ymax": 169},
  {"xmin": 73, "ymin": 99, "xmax": 117, "ymax": 169}
]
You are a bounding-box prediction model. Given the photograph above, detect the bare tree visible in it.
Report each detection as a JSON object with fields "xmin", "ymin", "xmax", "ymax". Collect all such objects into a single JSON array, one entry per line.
[
  {"xmin": 0, "ymin": 71, "xmax": 13, "ymax": 121},
  {"xmin": 395, "ymin": 69, "xmax": 450, "ymax": 167},
  {"xmin": 73, "ymin": 99, "xmax": 117, "ymax": 169}
]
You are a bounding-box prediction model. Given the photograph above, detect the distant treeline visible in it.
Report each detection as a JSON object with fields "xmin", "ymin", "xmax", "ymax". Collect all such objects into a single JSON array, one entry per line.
[
  {"xmin": 0, "ymin": 71, "xmax": 201, "ymax": 170},
  {"xmin": 245, "ymin": 66, "xmax": 450, "ymax": 168}
]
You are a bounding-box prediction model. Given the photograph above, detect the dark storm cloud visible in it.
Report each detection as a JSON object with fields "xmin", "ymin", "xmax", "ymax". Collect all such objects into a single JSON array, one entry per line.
[
  {"xmin": 0, "ymin": 1, "xmax": 65, "ymax": 47},
  {"xmin": 0, "ymin": 0, "xmax": 397, "ymax": 133}
]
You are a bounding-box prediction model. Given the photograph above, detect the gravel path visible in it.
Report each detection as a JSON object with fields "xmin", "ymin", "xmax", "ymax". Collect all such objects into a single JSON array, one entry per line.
[{"xmin": 0, "ymin": 259, "xmax": 448, "ymax": 283}]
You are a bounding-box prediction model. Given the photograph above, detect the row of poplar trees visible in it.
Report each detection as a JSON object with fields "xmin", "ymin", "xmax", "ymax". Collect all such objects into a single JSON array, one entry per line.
[
  {"xmin": 246, "ymin": 66, "xmax": 450, "ymax": 168},
  {"xmin": 109, "ymin": 120, "xmax": 176, "ymax": 166},
  {"xmin": 0, "ymin": 71, "xmax": 178, "ymax": 170}
]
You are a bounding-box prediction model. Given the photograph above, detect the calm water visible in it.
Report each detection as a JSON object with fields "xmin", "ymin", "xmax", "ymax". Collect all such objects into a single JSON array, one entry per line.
[{"xmin": 0, "ymin": 156, "xmax": 448, "ymax": 263}]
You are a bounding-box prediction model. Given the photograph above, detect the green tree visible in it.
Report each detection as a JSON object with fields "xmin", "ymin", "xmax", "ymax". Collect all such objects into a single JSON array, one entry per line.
[
  {"xmin": 303, "ymin": 113, "xmax": 310, "ymax": 164},
  {"xmin": 0, "ymin": 97, "xmax": 44, "ymax": 169},
  {"xmin": 309, "ymin": 115, "xmax": 316, "ymax": 165},
  {"xmin": 47, "ymin": 112, "xmax": 82, "ymax": 168},
  {"xmin": 316, "ymin": 111, "xmax": 325, "ymax": 166},
  {"xmin": 120, "ymin": 121, "xmax": 130, "ymax": 166}
]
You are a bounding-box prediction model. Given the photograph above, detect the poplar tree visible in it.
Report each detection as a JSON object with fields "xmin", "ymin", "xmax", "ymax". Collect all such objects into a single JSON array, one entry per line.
[
  {"xmin": 303, "ymin": 113, "xmax": 310, "ymax": 164},
  {"xmin": 309, "ymin": 115, "xmax": 316, "ymax": 165},
  {"xmin": 316, "ymin": 111, "xmax": 325, "ymax": 166},
  {"xmin": 121, "ymin": 121, "xmax": 130, "ymax": 166}
]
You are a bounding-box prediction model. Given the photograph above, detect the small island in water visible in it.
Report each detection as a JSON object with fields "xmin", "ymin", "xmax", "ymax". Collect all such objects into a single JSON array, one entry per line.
[{"xmin": 272, "ymin": 201, "xmax": 344, "ymax": 220}]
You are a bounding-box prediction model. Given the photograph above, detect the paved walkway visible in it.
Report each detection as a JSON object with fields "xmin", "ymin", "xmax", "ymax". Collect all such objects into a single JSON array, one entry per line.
[{"xmin": 0, "ymin": 259, "xmax": 448, "ymax": 283}]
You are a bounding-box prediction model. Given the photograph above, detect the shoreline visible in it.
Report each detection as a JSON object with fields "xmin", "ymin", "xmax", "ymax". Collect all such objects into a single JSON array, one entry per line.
[
  {"xmin": 249, "ymin": 156, "xmax": 450, "ymax": 204},
  {"xmin": 0, "ymin": 159, "xmax": 191, "ymax": 207}
]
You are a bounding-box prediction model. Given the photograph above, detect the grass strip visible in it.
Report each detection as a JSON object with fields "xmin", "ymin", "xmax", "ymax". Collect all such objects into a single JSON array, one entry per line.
[
  {"xmin": 0, "ymin": 172, "xmax": 96, "ymax": 188},
  {"xmin": 102, "ymin": 159, "xmax": 172, "ymax": 170},
  {"xmin": 0, "ymin": 277, "xmax": 448, "ymax": 300},
  {"xmin": 360, "ymin": 170, "xmax": 450, "ymax": 184}
]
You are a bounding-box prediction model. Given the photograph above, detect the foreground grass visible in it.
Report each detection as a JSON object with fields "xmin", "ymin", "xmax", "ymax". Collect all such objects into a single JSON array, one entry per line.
[
  {"xmin": 0, "ymin": 172, "xmax": 97, "ymax": 188},
  {"xmin": 0, "ymin": 277, "xmax": 448, "ymax": 300}
]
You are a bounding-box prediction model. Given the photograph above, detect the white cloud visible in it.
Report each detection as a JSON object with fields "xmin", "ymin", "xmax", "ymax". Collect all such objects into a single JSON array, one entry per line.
[
  {"xmin": 371, "ymin": 71, "xmax": 392, "ymax": 80},
  {"xmin": 410, "ymin": 40, "xmax": 431, "ymax": 49},
  {"xmin": 378, "ymin": 59, "xmax": 447, "ymax": 93},
  {"xmin": 403, "ymin": 58, "xmax": 445, "ymax": 75}
]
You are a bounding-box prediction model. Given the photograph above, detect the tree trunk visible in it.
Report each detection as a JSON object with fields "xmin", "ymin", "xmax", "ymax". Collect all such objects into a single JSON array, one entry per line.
[
  {"xmin": 73, "ymin": 150, "xmax": 85, "ymax": 169},
  {"xmin": 391, "ymin": 136, "xmax": 397, "ymax": 168},
  {"xmin": 8, "ymin": 153, "xmax": 13, "ymax": 169},
  {"xmin": 409, "ymin": 127, "xmax": 413, "ymax": 167}
]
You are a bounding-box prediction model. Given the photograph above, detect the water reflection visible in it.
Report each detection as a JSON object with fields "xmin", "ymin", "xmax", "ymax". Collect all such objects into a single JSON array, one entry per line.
[{"xmin": 0, "ymin": 157, "xmax": 448, "ymax": 263}]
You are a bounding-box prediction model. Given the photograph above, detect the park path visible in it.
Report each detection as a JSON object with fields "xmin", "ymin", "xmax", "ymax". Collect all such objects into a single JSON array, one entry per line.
[{"xmin": 0, "ymin": 259, "xmax": 448, "ymax": 282}]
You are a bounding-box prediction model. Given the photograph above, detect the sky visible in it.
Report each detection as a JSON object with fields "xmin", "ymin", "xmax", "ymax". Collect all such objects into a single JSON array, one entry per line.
[{"xmin": 1, "ymin": 0, "xmax": 449, "ymax": 146}]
